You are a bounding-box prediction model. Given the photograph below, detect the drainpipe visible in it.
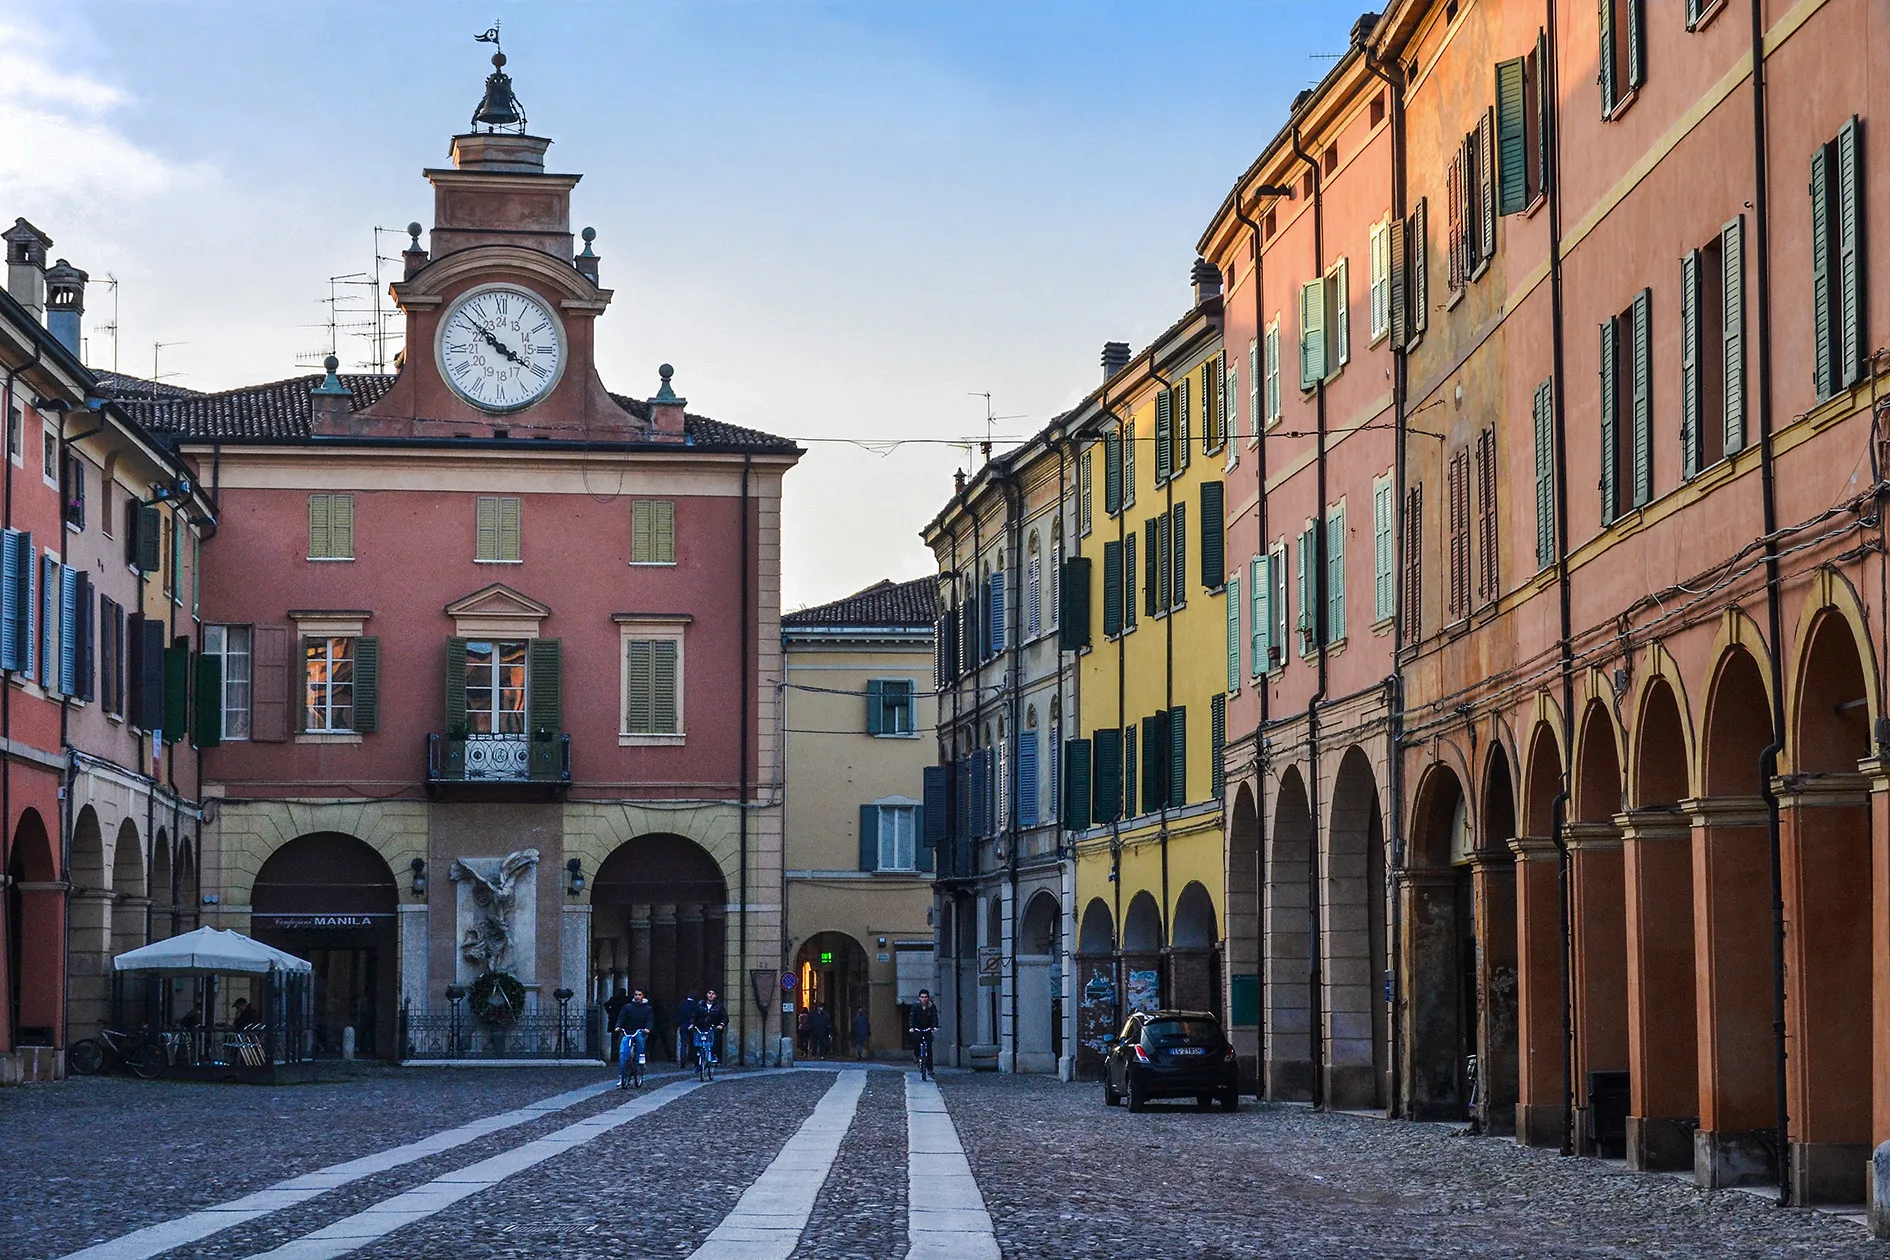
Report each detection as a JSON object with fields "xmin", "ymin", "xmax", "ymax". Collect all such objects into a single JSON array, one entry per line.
[
  {"xmin": 1747, "ymin": 0, "xmax": 1792, "ymax": 1204},
  {"xmin": 1290, "ymin": 120, "xmax": 1330, "ymax": 1109},
  {"xmin": 1, "ymin": 362, "xmax": 18, "ymax": 1055},
  {"xmin": 1231, "ymin": 192, "xmax": 1270, "ymax": 1096},
  {"xmin": 1148, "ymin": 352, "xmax": 1176, "ymax": 963},
  {"xmin": 999, "ymin": 466, "xmax": 1022, "ymax": 1072},
  {"xmin": 738, "ymin": 454, "xmax": 750, "ymax": 1065},
  {"xmin": 1544, "ymin": 0, "xmax": 1580, "ymax": 1158},
  {"xmin": 1099, "ymin": 378, "xmax": 1127, "ymax": 1037},
  {"xmin": 1362, "ymin": 31, "xmax": 1408, "ymax": 1121}
]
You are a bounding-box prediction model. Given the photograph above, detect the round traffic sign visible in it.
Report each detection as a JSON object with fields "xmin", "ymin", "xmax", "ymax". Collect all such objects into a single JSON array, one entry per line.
[{"xmin": 781, "ymin": 973, "xmax": 798, "ymax": 991}]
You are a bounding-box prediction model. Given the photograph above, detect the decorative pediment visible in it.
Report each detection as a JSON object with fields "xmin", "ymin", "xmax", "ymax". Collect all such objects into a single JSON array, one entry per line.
[{"xmin": 445, "ymin": 583, "xmax": 552, "ymax": 638}]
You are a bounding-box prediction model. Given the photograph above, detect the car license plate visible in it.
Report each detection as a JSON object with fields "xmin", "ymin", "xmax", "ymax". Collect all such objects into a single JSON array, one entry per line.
[{"xmin": 1170, "ymin": 1047, "xmax": 1206, "ymax": 1056}]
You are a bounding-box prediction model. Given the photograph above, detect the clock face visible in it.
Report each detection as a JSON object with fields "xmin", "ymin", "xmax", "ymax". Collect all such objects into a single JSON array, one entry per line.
[{"xmin": 436, "ymin": 284, "xmax": 566, "ymax": 413}]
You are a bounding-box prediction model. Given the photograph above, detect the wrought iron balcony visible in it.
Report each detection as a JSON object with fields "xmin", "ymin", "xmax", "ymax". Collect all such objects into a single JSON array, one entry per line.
[{"xmin": 427, "ymin": 731, "xmax": 571, "ymax": 790}]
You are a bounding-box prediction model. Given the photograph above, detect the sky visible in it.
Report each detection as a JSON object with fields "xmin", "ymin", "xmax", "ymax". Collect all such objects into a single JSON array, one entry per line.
[{"xmin": 0, "ymin": 0, "xmax": 1351, "ymax": 611}]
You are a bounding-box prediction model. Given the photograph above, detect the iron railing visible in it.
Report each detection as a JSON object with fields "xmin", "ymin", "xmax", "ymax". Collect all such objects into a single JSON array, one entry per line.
[
  {"xmin": 426, "ymin": 731, "xmax": 571, "ymax": 784},
  {"xmin": 400, "ymin": 1000, "xmax": 602, "ymax": 1061}
]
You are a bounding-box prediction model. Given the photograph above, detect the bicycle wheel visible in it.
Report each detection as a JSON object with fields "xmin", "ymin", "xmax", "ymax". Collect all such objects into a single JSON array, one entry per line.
[
  {"xmin": 129, "ymin": 1044, "xmax": 165, "ymax": 1079},
  {"xmin": 67, "ymin": 1039, "xmax": 104, "ymax": 1076}
]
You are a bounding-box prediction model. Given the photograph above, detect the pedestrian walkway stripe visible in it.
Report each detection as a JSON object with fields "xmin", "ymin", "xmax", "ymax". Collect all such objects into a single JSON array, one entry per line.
[
  {"xmin": 241, "ymin": 1078, "xmax": 703, "ymax": 1260},
  {"xmin": 55, "ymin": 1079, "xmax": 619, "ymax": 1260},
  {"xmin": 686, "ymin": 1069, "xmax": 866, "ymax": 1259},
  {"xmin": 905, "ymin": 1073, "xmax": 999, "ymax": 1260}
]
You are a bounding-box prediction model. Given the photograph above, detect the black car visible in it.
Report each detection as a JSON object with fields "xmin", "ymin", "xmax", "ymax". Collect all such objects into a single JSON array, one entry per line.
[{"xmin": 1102, "ymin": 1009, "xmax": 1240, "ymax": 1111}]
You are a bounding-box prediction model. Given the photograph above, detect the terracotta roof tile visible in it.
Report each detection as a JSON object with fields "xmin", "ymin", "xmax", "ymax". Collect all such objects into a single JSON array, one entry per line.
[{"xmin": 783, "ymin": 576, "xmax": 940, "ymax": 628}]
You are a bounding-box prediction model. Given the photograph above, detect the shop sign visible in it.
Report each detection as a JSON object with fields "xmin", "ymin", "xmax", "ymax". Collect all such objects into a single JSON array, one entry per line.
[{"xmin": 255, "ymin": 914, "xmax": 388, "ymax": 931}]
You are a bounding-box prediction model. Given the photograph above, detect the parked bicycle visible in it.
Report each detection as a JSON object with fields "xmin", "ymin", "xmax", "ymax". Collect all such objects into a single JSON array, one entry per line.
[
  {"xmin": 68, "ymin": 1028, "xmax": 165, "ymax": 1079},
  {"xmin": 692, "ymin": 1027, "xmax": 716, "ymax": 1082}
]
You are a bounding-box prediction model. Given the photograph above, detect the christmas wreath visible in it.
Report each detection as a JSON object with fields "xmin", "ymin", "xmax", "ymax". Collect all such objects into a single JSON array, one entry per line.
[{"xmin": 469, "ymin": 970, "xmax": 527, "ymax": 1028}]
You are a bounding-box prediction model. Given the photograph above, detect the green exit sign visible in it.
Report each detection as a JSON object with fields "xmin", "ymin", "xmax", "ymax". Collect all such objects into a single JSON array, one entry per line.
[{"xmin": 819, "ymin": 951, "xmax": 834, "ymax": 965}]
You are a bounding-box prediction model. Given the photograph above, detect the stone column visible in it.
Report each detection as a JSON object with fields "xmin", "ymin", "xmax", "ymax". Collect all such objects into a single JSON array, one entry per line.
[
  {"xmin": 1263, "ymin": 870, "xmax": 1313, "ymax": 1103},
  {"xmin": 676, "ymin": 904, "xmax": 704, "ymax": 1003},
  {"xmin": 1778, "ymin": 773, "xmax": 1872, "ymax": 1204},
  {"xmin": 560, "ymin": 905, "xmax": 591, "ymax": 1000},
  {"xmin": 650, "ymin": 905, "xmax": 678, "ymax": 1008},
  {"xmin": 1618, "ymin": 809, "xmax": 1698, "ymax": 1171},
  {"xmin": 1470, "ymin": 851, "xmax": 1519, "ymax": 1137},
  {"xmin": 1397, "ymin": 868, "xmax": 1462, "ymax": 1120},
  {"xmin": 66, "ymin": 890, "xmax": 116, "ymax": 1038},
  {"xmin": 1565, "ymin": 821, "xmax": 1628, "ymax": 1155},
  {"xmin": 1510, "ymin": 836, "xmax": 1567, "ymax": 1148},
  {"xmin": 629, "ymin": 904, "xmax": 653, "ymax": 991},
  {"xmin": 1685, "ymin": 795, "xmax": 1778, "ymax": 1189}
]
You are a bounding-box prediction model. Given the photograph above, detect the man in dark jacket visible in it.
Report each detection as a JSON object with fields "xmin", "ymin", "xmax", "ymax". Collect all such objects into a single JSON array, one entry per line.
[
  {"xmin": 613, "ymin": 989, "xmax": 653, "ymax": 1088},
  {"xmin": 693, "ymin": 989, "xmax": 728, "ymax": 1064}
]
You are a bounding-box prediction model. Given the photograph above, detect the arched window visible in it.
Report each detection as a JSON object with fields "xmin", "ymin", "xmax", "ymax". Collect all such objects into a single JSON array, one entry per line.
[{"xmin": 1026, "ymin": 533, "xmax": 1042, "ymax": 640}]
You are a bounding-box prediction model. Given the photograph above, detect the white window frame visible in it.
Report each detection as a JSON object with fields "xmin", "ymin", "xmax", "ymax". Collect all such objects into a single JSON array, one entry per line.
[
  {"xmin": 1373, "ymin": 473, "xmax": 1396, "ymax": 624},
  {"xmin": 303, "ymin": 635, "xmax": 357, "ymax": 734},
  {"xmin": 1264, "ymin": 319, "xmax": 1283, "ymax": 425},
  {"xmin": 204, "ymin": 624, "xmax": 253, "ymax": 741},
  {"xmin": 872, "ymin": 677, "xmax": 918, "ymax": 736},
  {"xmin": 1327, "ymin": 257, "xmax": 1351, "ymax": 373},
  {"xmin": 618, "ymin": 618, "xmax": 687, "ymax": 744},
  {"xmin": 1369, "ymin": 219, "xmax": 1392, "ymax": 343},
  {"xmin": 41, "ymin": 422, "xmax": 58, "ymax": 490},
  {"xmin": 876, "ymin": 802, "xmax": 919, "ymax": 873},
  {"xmin": 463, "ymin": 638, "xmax": 528, "ymax": 735}
]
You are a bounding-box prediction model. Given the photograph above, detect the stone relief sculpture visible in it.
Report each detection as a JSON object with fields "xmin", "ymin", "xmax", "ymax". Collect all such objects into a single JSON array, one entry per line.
[{"xmin": 450, "ymin": 848, "xmax": 540, "ymax": 974}]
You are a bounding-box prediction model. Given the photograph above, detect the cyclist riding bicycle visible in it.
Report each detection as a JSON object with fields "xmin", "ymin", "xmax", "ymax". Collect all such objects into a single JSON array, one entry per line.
[
  {"xmin": 691, "ymin": 988, "xmax": 728, "ymax": 1078},
  {"xmin": 614, "ymin": 988, "xmax": 653, "ymax": 1089},
  {"xmin": 908, "ymin": 988, "xmax": 939, "ymax": 1077}
]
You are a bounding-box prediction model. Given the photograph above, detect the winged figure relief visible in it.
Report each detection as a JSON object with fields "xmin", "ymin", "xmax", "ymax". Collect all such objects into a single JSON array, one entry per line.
[{"xmin": 450, "ymin": 848, "xmax": 540, "ymax": 973}]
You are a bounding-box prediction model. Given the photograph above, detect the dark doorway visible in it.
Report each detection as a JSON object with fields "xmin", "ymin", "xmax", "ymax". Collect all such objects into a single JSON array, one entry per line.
[
  {"xmin": 794, "ymin": 932, "xmax": 869, "ymax": 1058},
  {"xmin": 592, "ymin": 834, "xmax": 730, "ymax": 1062}
]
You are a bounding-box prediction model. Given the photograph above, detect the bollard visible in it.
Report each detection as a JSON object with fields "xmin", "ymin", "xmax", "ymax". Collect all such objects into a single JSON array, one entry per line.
[{"xmin": 341, "ymin": 1025, "xmax": 356, "ymax": 1061}]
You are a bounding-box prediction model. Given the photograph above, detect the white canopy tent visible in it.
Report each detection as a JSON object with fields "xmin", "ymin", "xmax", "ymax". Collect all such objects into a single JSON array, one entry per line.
[{"xmin": 113, "ymin": 926, "xmax": 312, "ymax": 976}]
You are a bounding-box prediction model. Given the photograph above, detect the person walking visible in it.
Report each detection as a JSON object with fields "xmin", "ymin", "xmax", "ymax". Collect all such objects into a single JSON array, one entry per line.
[
  {"xmin": 852, "ymin": 1007, "xmax": 871, "ymax": 1060},
  {"xmin": 674, "ymin": 991, "xmax": 699, "ymax": 1064},
  {"xmin": 613, "ymin": 989, "xmax": 653, "ymax": 1088}
]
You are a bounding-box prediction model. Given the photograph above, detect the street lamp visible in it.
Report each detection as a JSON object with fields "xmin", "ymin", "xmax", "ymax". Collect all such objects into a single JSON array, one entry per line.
[
  {"xmin": 565, "ymin": 857, "xmax": 584, "ymax": 897},
  {"xmin": 409, "ymin": 857, "xmax": 427, "ymax": 898},
  {"xmin": 553, "ymin": 987, "xmax": 575, "ymax": 1057},
  {"xmin": 445, "ymin": 984, "xmax": 466, "ymax": 1058}
]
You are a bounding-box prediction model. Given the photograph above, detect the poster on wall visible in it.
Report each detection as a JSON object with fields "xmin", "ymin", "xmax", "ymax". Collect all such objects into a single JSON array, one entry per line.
[{"xmin": 1127, "ymin": 969, "xmax": 1161, "ymax": 1016}]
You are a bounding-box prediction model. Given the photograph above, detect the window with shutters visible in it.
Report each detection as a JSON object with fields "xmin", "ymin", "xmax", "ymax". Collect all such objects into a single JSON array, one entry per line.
[
  {"xmin": 1155, "ymin": 390, "xmax": 1173, "ymax": 485},
  {"xmin": 1176, "ymin": 376, "xmax": 1192, "ymax": 472},
  {"xmin": 1811, "ymin": 119, "xmax": 1866, "ymax": 401},
  {"xmin": 623, "ymin": 636, "xmax": 683, "ymax": 736},
  {"xmin": 1122, "ymin": 420, "xmax": 1136, "ymax": 505},
  {"xmin": 1681, "ymin": 221, "xmax": 1745, "ymax": 477},
  {"xmin": 40, "ymin": 424, "xmax": 56, "ymax": 488},
  {"xmin": 1079, "ymin": 448, "xmax": 1094, "ymax": 534},
  {"xmin": 303, "ymin": 636, "xmax": 356, "ymax": 732},
  {"xmin": 1532, "ymin": 380, "xmax": 1557, "ymax": 570},
  {"xmin": 1403, "ymin": 485, "xmax": 1424, "ymax": 637},
  {"xmin": 630, "ymin": 499, "xmax": 676, "ymax": 564},
  {"xmin": 1049, "ymin": 521, "xmax": 1062, "ymax": 628},
  {"xmin": 161, "ymin": 513, "xmax": 175, "ymax": 601},
  {"xmin": 1104, "ymin": 430, "xmax": 1123, "ymax": 515},
  {"xmin": 476, "ymin": 496, "xmax": 522, "ymax": 563},
  {"xmin": 1373, "ymin": 476, "xmax": 1395, "ymax": 623},
  {"xmin": 1264, "ymin": 320, "xmax": 1282, "ymax": 423},
  {"xmin": 1600, "ymin": 291, "xmax": 1653, "ymax": 522},
  {"xmin": 1248, "ymin": 338, "xmax": 1262, "ymax": 439},
  {"xmin": 307, "ymin": 493, "xmax": 354, "ymax": 560},
  {"xmin": 1123, "ymin": 723, "xmax": 1139, "ymax": 819},
  {"xmin": 1475, "ymin": 427, "xmax": 1498, "ymax": 605},
  {"xmin": 1210, "ymin": 693, "xmax": 1227, "ymax": 800},
  {"xmin": 1270, "ymin": 541, "xmax": 1289, "ymax": 669},
  {"xmin": 1226, "ymin": 572, "xmax": 1242, "ymax": 693},
  {"xmin": 63, "ymin": 452, "xmax": 85, "ymax": 531},
  {"xmin": 465, "ymin": 640, "xmax": 527, "ymax": 734},
  {"xmin": 1599, "ymin": 0, "xmax": 1646, "ymax": 119},
  {"xmin": 1449, "ymin": 119, "xmax": 1496, "ymax": 294},
  {"xmin": 1296, "ymin": 524, "xmax": 1316, "ymax": 656},
  {"xmin": 1326, "ymin": 258, "xmax": 1350, "ymax": 373},
  {"xmin": 1299, "ymin": 280, "xmax": 1326, "ymax": 391},
  {"xmin": 1686, "ymin": 0, "xmax": 1726, "ymax": 29},
  {"xmin": 1250, "ymin": 555, "xmax": 1269, "ymax": 677},
  {"xmin": 204, "ymin": 624, "xmax": 252, "ymax": 741},
  {"xmin": 1447, "ymin": 449, "xmax": 1470, "ymax": 622},
  {"xmin": 867, "ymin": 679, "xmax": 916, "ymax": 736},
  {"xmin": 876, "ymin": 805, "xmax": 918, "ymax": 872},
  {"xmin": 1026, "ymin": 534, "xmax": 1042, "ymax": 640},
  {"xmin": 1495, "ymin": 42, "xmax": 1548, "ymax": 215},
  {"xmin": 1369, "ymin": 221, "xmax": 1392, "ymax": 342},
  {"xmin": 5, "ymin": 403, "xmax": 17, "ymax": 467},
  {"xmin": 1326, "ymin": 504, "xmax": 1346, "ymax": 644}
]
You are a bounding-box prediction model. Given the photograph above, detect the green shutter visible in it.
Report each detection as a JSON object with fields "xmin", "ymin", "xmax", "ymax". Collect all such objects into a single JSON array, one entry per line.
[
  {"xmin": 1226, "ymin": 573, "xmax": 1242, "ymax": 691},
  {"xmin": 1123, "ymin": 725, "xmax": 1137, "ymax": 817},
  {"xmin": 860, "ymin": 804, "xmax": 880, "ymax": 871},
  {"xmin": 499, "ymin": 497, "xmax": 521, "ymax": 562},
  {"xmin": 1296, "ymin": 527, "xmax": 1313, "ymax": 654},
  {"xmin": 1172, "ymin": 502, "xmax": 1187, "ymax": 603},
  {"xmin": 308, "ymin": 494, "xmax": 330, "ymax": 559},
  {"xmin": 1168, "ymin": 706, "xmax": 1187, "ymax": 808},
  {"xmin": 1251, "ymin": 555, "xmax": 1269, "ymax": 674},
  {"xmin": 1534, "ymin": 380, "xmax": 1556, "ymax": 569},
  {"xmin": 445, "ymin": 636, "xmax": 469, "ymax": 736},
  {"xmin": 1102, "ymin": 541, "xmax": 1122, "ymax": 637},
  {"xmin": 1838, "ymin": 116, "xmax": 1865, "ymax": 388},
  {"xmin": 1059, "ymin": 557, "xmax": 1091, "ymax": 651},
  {"xmin": 1632, "ymin": 288, "xmax": 1652, "ymax": 507},
  {"xmin": 1496, "ymin": 58, "xmax": 1528, "ymax": 214},
  {"xmin": 330, "ymin": 495, "xmax": 353, "ymax": 559},
  {"xmin": 1273, "ymin": 546, "xmax": 1290, "ymax": 656},
  {"xmin": 865, "ymin": 678, "xmax": 885, "ymax": 734},
  {"xmin": 136, "ymin": 505, "xmax": 160, "ymax": 573},
  {"xmin": 1157, "ymin": 513, "xmax": 1172, "ymax": 611},
  {"xmin": 352, "ymin": 636, "xmax": 379, "ymax": 733},
  {"xmin": 1599, "ymin": 318, "xmax": 1618, "ymax": 522},
  {"xmin": 1680, "ymin": 248, "xmax": 1701, "ymax": 478},
  {"xmin": 1155, "ymin": 390, "xmax": 1173, "ymax": 484},
  {"xmin": 632, "ymin": 499, "xmax": 653, "ymax": 562},
  {"xmin": 1536, "ymin": 33, "xmax": 1553, "ymax": 197},
  {"xmin": 1723, "ymin": 215, "xmax": 1746, "ymax": 453},
  {"xmin": 1210, "ymin": 693, "xmax": 1226, "ymax": 801},
  {"xmin": 1626, "ymin": 0, "xmax": 1645, "ymax": 90},
  {"xmin": 1144, "ymin": 519, "xmax": 1159, "ymax": 617},
  {"xmin": 163, "ymin": 641, "xmax": 189, "ymax": 743},
  {"xmin": 1598, "ymin": 0, "xmax": 1616, "ymax": 115},
  {"xmin": 192, "ymin": 651, "xmax": 222, "ymax": 749},
  {"xmin": 528, "ymin": 638, "xmax": 563, "ymax": 777},
  {"xmin": 651, "ymin": 641, "xmax": 679, "ymax": 734},
  {"xmin": 1092, "ymin": 728, "xmax": 1122, "ymax": 824},
  {"xmin": 1374, "ymin": 481, "xmax": 1394, "ymax": 621},
  {"xmin": 1123, "ymin": 531, "xmax": 1136, "ymax": 627},
  {"xmin": 654, "ymin": 500, "xmax": 675, "ymax": 563},
  {"xmin": 1104, "ymin": 431, "xmax": 1122, "ymax": 513},
  {"xmin": 1063, "ymin": 738, "xmax": 1092, "ymax": 830},
  {"xmin": 1812, "ymin": 141, "xmax": 1835, "ymax": 399},
  {"xmin": 1200, "ymin": 481, "xmax": 1225, "ymax": 589},
  {"xmin": 1300, "ymin": 279, "xmax": 1325, "ymax": 390},
  {"xmin": 1142, "ymin": 713, "xmax": 1167, "ymax": 812},
  {"xmin": 1326, "ymin": 505, "xmax": 1345, "ymax": 643}
]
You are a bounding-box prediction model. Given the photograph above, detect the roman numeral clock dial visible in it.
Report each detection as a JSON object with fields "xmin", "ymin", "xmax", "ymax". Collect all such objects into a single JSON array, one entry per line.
[{"xmin": 436, "ymin": 284, "xmax": 566, "ymax": 413}]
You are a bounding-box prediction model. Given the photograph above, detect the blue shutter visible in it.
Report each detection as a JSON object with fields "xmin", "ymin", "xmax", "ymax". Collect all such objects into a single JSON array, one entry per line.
[
  {"xmin": 1296, "ymin": 528, "xmax": 1313, "ymax": 654},
  {"xmin": 860, "ymin": 804, "xmax": 880, "ymax": 871},
  {"xmin": 1018, "ymin": 732, "xmax": 1039, "ymax": 828},
  {"xmin": 988, "ymin": 573, "xmax": 1006, "ymax": 654},
  {"xmin": 1374, "ymin": 481, "xmax": 1395, "ymax": 621},
  {"xmin": 58, "ymin": 565, "xmax": 79, "ymax": 696},
  {"xmin": 969, "ymin": 749, "xmax": 990, "ymax": 838},
  {"xmin": 922, "ymin": 765, "xmax": 949, "ymax": 870},
  {"xmin": 0, "ymin": 530, "xmax": 19, "ymax": 672}
]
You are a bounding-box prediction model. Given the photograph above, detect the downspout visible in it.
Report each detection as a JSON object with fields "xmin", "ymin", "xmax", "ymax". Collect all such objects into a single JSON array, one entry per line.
[
  {"xmin": 1747, "ymin": 0, "xmax": 1791, "ymax": 1203},
  {"xmin": 1291, "ymin": 120, "xmax": 1330, "ymax": 1108},
  {"xmin": 56, "ymin": 410, "xmax": 105, "ymax": 1053},
  {"xmin": 1148, "ymin": 353, "xmax": 1176, "ymax": 960},
  {"xmin": 970, "ymin": 501, "xmax": 985, "ymax": 1059},
  {"xmin": 1361, "ymin": 32, "xmax": 1408, "ymax": 1121},
  {"xmin": 1, "ymin": 362, "xmax": 18, "ymax": 1054},
  {"xmin": 1100, "ymin": 380, "xmax": 1127, "ymax": 1036},
  {"xmin": 1000, "ymin": 466, "xmax": 1022, "ymax": 1071},
  {"xmin": 1232, "ymin": 192, "xmax": 1270, "ymax": 1096},
  {"xmin": 739, "ymin": 454, "xmax": 750, "ymax": 1065},
  {"xmin": 1544, "ymin": 0, "xmax": 1580, "ymax": 1159}
]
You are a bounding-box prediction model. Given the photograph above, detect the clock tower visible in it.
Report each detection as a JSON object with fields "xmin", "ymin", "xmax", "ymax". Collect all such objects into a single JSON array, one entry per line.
[{"xmin": 334, "ymin": 50, "xmax": 669, "ymax": 441}]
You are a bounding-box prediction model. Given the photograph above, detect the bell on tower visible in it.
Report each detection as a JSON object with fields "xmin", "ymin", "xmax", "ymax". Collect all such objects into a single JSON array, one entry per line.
[{"xmin": 470, "ymin": 25, "xmax": 526, "ymax": 133}]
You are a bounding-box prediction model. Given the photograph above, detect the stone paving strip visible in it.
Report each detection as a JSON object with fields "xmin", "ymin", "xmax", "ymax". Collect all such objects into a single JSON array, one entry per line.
[
  {"xmin": 905, "ymin": 1073, "xmax": 999, "ymax": 1260},
  {"xmin": 243, "ymin": 1079, "xmax": 704, "ymax": 1260},
  {"xmin": 687, "ymin": 1070, "xmax": 866, "ymax": 1259},
  {"xmin": 792, "ymin": 1068, "xmax": 909, "ymax": 1260},
  {"xmin": 53, "ymin": 1078, "xmax": 620, "ymax": 1260}
]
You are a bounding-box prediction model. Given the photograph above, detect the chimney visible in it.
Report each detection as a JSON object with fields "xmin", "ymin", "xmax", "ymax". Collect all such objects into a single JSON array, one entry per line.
[
  {"xmin": 647, "ymin": 363, "xmax": 686, "ymax": 438},
  {"xmin": 575, "ymin": 227, "xmax": 600, "ymax": 284},
  {"xmin": 1191, "ymin": 257, "xmax": 1223, "ymax": 312},
  {"xmin": 1100, "ymin": 341, "xmax": 1131, "ymax": 382},
  {"xmin": 310, "ymin": 355, "xmax": 354, "ymax": 427},
  {"xmin": 4, "ymin": 218, "xmax": 51, "ymax": 321},
  {"xmin": 402, "ymin": 222, "xmax": 429, "ymax": 280},
  {"xmin": 44, "ymin": 259, "xmax": 87, "ymax": 357}
]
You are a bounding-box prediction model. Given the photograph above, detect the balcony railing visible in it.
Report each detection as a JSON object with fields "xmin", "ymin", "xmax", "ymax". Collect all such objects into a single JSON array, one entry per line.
[{"xmin": 427, "ymin": 731, "xmax": 571, "ymax": 785}]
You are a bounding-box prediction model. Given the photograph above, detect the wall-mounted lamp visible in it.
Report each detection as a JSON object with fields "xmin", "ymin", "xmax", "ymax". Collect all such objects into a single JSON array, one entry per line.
[
  {"xmin": 565, "ymin": 857, "xmax": 584, "ymax": 897},
  {"xmin": 409, "ymin": 857, "xmax": 427, "ymax": 898}
]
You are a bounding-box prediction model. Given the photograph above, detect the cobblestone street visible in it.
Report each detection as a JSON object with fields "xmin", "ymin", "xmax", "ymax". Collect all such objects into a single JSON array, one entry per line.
[{"xmin": 5, "ymin": 1066, "xmax": 1887, "ymax": 1259}]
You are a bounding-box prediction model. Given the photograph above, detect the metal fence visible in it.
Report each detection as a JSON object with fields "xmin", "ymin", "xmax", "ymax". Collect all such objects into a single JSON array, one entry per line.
[{"xmin": 400, "ymin": 1001, "xmax": 603, "ymax": 1061}]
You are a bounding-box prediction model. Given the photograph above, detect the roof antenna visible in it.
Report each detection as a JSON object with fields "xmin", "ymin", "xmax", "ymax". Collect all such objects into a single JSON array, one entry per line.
[{"xmin": 966, "ymin": 391, "xmax": 1025, "ymax": 464}]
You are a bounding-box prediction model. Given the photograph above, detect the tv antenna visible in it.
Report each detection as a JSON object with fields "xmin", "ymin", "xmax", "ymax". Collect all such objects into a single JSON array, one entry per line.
[
  {"xmin": 151, "ymin": 340, "xmax": 185, "ymax": 383},
  {"xmin": 965, "ymin": 391, "xmax": 1027, "ymax": 464},
  {"xmin": 91, "ymin": 274, "xmax": 121, "ymax": 376},
  {"xmin": 296, "ymin": 272, "xmax": 377, "ymax": 371}
]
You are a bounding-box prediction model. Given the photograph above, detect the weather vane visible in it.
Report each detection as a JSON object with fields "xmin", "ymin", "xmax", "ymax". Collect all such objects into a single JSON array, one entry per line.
[{"xmin": 470, "ymin": 20, "xmax": 526, "ymax": 133}]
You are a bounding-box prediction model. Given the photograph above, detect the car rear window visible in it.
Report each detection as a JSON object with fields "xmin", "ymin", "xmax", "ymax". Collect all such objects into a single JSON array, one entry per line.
[{"xmin": 1143, "ymin": 1019, "xmax": 1220, "ymax": 1045}]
